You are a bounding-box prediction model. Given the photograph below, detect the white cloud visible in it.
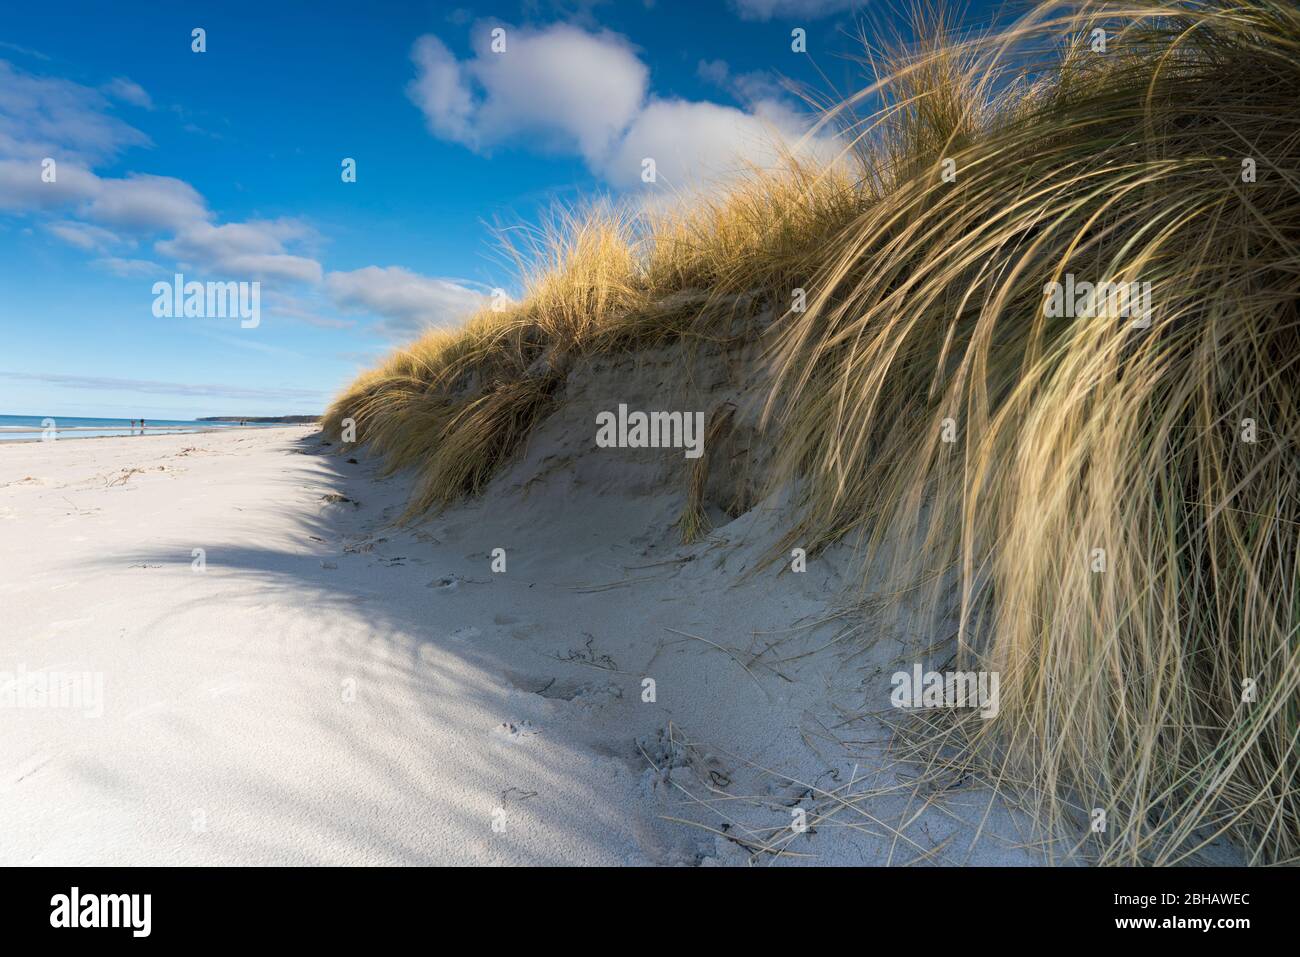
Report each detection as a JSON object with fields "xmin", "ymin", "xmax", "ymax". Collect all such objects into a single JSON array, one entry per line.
[
  {"xmin": 0, "ymin": 162, "xmax": 209, "ymax": 235},
  {"xmin": 81, "ymin": 173, "xmax": 210, "ymax": 232},
  {"xmin": 697, "ymin": 59, "xmax": 731, "ymax": 87},
  {"xmin": 261, "ymin": 289, "xmax": 357, "ymax": 330},
  {"xmin": 0, "ymin": 59, "xmax": 149, "ymax": 163},
  {"xmin": 0, "ymin": 41, "xmax": 51, "ymax": 62},
  {"xmin": 45, "ymin": 219, "xmax": 126, "ymax": 252},
  {"xmin": 469, "ymin": 25, "xmax": 647, "ymax": 159},
  {"xmin": 325, "ymin": 266, "xmax": 489, "ymax": 339},
  {"xmin": 696, "ymin": 58, "xmax": 792, "ymax": 106},
  {"xmin": 0, "ymin": 157, "xmax": 100, "ymax": 211},
  {"xmin": 157, "ymin": 219, "xmax": 323, "ymax": 284},
  {"xmin": 92, "ymin": 256, "xmax": 163, "ymax": 278},
  {"xmin": 407, "ymin": 36, "xmax": 477, "ymax": 144},
  {"xmin": 102, "ymin": 77, "xmax": 153, "ymax": 109},
  {"xmin": 601, "ymin": 97, "xmax": 829, "ymax": 189},
  {"xmin": 408, "ymin": 23, "xmax": 835, "ymax": 192},
  {"xmin": 0, "ymin": 59, "xmax": 326, "ymax": 290},
  {"xmin": 408, "ymin": 24, "xmax": 648, "ymax": 161},
  {"xmin": 729, "ymin": 0, "xmax": 857, "ymax": 20}
]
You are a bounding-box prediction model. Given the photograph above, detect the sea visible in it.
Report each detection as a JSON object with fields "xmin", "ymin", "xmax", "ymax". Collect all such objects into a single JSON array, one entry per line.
[{"xmin": 0, "ymin": 415, "xmax": 279, "ymax": 442}]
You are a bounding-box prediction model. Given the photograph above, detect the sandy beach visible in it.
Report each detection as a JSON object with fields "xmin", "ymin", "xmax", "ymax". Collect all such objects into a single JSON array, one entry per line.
[{"xmin": 0, "ymin": 424, "xmax": 1046, "ymax": 866}]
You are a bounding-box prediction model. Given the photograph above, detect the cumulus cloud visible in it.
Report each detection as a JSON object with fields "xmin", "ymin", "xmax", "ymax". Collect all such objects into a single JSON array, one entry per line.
[
  {"xmin": 14, "ymin": 160, "xmax": 325, "ymax": 287},
  {"xmin": 82, "ymin": 173, "xmax": 210, "ymax": 232},
  {"xmin": 408, "ymin": 25, "xmax": 648, "ymax": 160},
  {"xmin": 325, "ymin": 266, "xmax": 489, "ymax": 339},
  {"xmin": 407, "ymin": 23, "xmax": 833, "ymax": 191},
  {"xmin": 601, "ymin": 97, "xmax": 829, "ymax": 188},
  {"xmin": 1, "ymin": 59, "xmax": 327, "ymax": 292},
  {"xmin": 407, "ymin": 36, "xmax": 477, "ymax": 144},
  {"xmin": 0, "ymin": 157, "xmax": 100, "ymax": 211},
  {"xmin": 0, "ymin": 161, "xmax": 209, "ymax": 236},
  {"xmin": 157, "ymin": 219, "xmax": 324, "ymax": 284}
]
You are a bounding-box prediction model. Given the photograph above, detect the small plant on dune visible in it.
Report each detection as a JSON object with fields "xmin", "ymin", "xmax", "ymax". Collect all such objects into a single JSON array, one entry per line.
[
  {"xmin": 676, "ymin": 402, "xmax": 738, "ymax": 543},
  {"xmin": 403, "ymin": 372, "xmax": 562, "ymax": 517},
  {"xmin": 494, "ymin": 203, "xmax": 648, "ymax": 358}
]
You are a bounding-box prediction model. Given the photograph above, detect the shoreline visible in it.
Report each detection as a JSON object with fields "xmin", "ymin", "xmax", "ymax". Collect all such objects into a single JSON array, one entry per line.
[{"xmin": 0, "ymin": 424, "xmax": 308, "ymax": 445}]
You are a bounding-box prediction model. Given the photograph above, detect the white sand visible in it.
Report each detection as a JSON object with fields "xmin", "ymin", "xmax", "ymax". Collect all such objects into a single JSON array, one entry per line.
[{"xmin": 0, "ymin": 418, "xmax": 1043, "ymax": 865}]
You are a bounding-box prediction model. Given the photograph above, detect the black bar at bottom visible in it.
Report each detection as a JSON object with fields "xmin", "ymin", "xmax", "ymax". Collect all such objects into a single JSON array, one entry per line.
[{"xmin": 0, "ymin": 865, "xmax": 1283, "ymax": 942}]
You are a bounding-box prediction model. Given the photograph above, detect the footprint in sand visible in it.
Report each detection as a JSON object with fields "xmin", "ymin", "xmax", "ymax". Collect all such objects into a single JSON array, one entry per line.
[
  {"xmin": 495, "ymin": 720, "xmax": 541, "ymax": 740},
  {"xmin": 638, "ymin": 727, "xmax": 734, "ymax": 790},
  {"xmin": 503, "ymin": 670, "xmax": 623, "ymax": 709}
]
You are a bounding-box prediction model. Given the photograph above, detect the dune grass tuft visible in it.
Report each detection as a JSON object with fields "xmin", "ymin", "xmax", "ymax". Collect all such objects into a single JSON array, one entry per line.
[
  {"xmin": 677, "ymin": 402, "xmax": 739, "ymax": 544},
  {"xmin": 765, "ymin": 0, "xmax": 1300, "ymax": 863}
]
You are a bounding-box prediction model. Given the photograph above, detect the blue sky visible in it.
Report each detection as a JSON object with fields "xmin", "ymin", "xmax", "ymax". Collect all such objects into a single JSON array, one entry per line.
[{"xmin": 0, "ymin": 0, "xmax": 1002, "ymax": 419}]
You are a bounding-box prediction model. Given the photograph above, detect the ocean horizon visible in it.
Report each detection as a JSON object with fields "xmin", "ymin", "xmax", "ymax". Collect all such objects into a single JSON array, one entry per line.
[{"xmin": 0, "ymin": 414, "xmax": 279, "ymax": 442}]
